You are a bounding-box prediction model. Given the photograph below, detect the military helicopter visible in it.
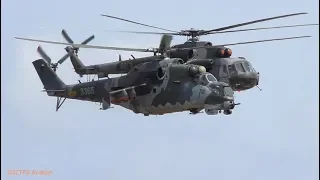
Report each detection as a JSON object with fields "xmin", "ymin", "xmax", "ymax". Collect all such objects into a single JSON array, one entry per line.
[
  {"xmin": 15, "ymin": 12, "xmax": 318, "ymax": 91},
  {"xmin": 34, "ymin": 29, "xmax": 171, "ymax": 79},
  {"xmin": 33, "ymin": 46, "xmax": 238, "ymax": 116},
  {"xmin": 35, "ymin": 29, "xmax": 95, "ymax": 72}
]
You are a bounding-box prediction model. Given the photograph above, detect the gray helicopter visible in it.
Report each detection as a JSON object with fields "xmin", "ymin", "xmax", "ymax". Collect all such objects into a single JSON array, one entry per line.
[
  {"xmin": 15, "ymin": 12, "xmax": 318, "ymax": 91},
  {"xmin": 33, "ymin": 46, "xmax": 237, "ymax": 115}
]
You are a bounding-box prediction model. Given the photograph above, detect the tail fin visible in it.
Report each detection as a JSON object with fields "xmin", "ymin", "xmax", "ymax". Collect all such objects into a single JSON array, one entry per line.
[
  {"xmin": 32, "ymin": 59, "xmax": 66, "ymax": 90},
  {"xmin": 65, "ymin": 46, "xmax": 86, "ymax": 74}
]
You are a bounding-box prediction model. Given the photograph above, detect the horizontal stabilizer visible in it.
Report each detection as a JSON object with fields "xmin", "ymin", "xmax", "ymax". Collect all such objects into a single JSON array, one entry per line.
[{"xmin": 41, "ymin": 89, "xmax": 66, "ymax": 92}]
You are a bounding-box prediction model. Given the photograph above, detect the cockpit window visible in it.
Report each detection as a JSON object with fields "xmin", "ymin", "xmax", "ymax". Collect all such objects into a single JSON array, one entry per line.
[
  {"xmin": 228, "ymin": 64, "xmax": 237, "ymax": 76},
  {"xmin": 206, "ymin": 74, "xmax": 217, "ymax": 82},
  {"xmin": 208, "ymin": 84, "xmax": 224, "ymax": 96},
  {"xmin": 217, "ymin": 65, "xmax": 228, "ymax": 78},
  {"xmin": 224, "ymin": 86, "xmax": 234, "ymax": 96},
  {"xmin": 208, "ymin": 83, "xmax": 234, "ymax": 97},
  {"xmin": 235, "ymin": 63, "xmax": 245, "ymax": 73},
  {"xmin": 242, "ymin": 62, "xmax": 254, "ymax": 72},
  {"xmin": 200, "ymin": 73, "xmax": 217, "ymax": 85}
]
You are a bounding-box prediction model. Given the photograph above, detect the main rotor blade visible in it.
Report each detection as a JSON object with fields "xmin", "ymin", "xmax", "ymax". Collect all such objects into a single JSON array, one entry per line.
[
  {"xmin": 207, "ymin": 35, "xmax": 311, "ymax": 47},
  {"xmin": 61, "ymin": 29, "xmax": 74, "ymax": 43},
  {"xmin": 208, "ymin": 23, "xmax": 319, "ymax": 35},
  {"xmin": 159, "ymin": 35, "xmax": 173, "ymax": 51},
  {"xmin": 104, "ymin": 30, "xmax": 180, "ymax": 35},
  {"xmin": 202, "ymin": 12, "xmax": 308, "ymax": 34},
  {"xmin": 100, "ymin": 14, "xmax": 179, "ymax": 33},
  {"xmin": 81, "ymin": 35, "xmax": 95, "ymax": 44},
  {"xmin": 37, "ymin": 46, "xmax": 52, "ymax": 64},
  {"xmin": 15, "ymin": 37, "xmax": 153, "ymax": 52}
]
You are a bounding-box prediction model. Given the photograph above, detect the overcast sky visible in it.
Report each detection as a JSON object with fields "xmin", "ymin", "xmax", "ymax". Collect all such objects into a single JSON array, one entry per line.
[{"xmin": 1, "ymin": 0, "xmax": 319, "ymax": 179}]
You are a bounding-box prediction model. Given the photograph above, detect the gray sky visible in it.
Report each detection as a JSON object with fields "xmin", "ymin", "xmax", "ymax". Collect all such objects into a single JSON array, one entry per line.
[{"xmin": 1, "ymin": 0, "xmax": 319, "ymax": 179}]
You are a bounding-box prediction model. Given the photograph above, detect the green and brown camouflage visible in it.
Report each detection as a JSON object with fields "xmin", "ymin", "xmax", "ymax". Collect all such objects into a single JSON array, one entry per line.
[{"xmin": 33, "ymin": 56, "xmax": 237, "ymax": 116}]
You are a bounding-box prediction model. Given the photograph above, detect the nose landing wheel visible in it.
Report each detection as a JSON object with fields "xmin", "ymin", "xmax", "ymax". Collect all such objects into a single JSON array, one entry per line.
[{"xmin": 223, "ymin": 109, "xmax": 232, "ymax": 115}]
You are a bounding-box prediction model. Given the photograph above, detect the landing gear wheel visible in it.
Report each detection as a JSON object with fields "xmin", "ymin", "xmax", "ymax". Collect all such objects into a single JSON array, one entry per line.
[
  {"xmin": 223, "ymin": 109, "xmax": 232, "ymax": 115},
  {"xmin": 189, "ymin": 108, "xmax": 200, "ymax": 114}
]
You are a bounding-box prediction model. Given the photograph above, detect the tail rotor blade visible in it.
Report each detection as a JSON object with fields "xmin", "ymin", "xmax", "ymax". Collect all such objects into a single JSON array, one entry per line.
[
  {"xmin": 37, "ymin": 46, "xmax": 52, "ymax": 64},
  {"xmin": 61, "ymin": 29, "xmax": 74, "ymax": 43},
  {"xmin": 81, "ymin": 35, "xmax": 95, "ymax": 44},
  {"xmin": 57, "ymin": 53, "xmax": 70, "ymax": 64}
]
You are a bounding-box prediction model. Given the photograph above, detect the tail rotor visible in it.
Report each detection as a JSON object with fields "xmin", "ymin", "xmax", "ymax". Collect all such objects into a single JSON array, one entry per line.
[
  {"xmin": 37, "ymin": 46, "xmax": 68, "ymax": 72},
  {"xmin": 36, "ymin": 29, "xmax": 95, "ymax": 72}
]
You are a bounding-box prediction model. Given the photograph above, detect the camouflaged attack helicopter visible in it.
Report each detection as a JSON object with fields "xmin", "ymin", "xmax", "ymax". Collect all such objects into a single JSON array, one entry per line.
[
  {"xmin": 15, "ymin": 12, "xmax": 319, "ymax": 91},
  {"xmin": 32, "ymin": 46, "xmax": 238, "ymax": 116}
]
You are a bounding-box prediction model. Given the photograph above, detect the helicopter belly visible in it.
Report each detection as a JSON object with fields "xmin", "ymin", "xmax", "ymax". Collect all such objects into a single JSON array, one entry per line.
[
  {"xmin": 115, "ymin": 97, "xmax": 201, "ymax": 115},
  {"xmin": 145, "ymin": 101, "xmax": 201, "ymax": 115},
  {"xmin": 141, "ymin": 84, "xmax": 209, "ymax": 115}
]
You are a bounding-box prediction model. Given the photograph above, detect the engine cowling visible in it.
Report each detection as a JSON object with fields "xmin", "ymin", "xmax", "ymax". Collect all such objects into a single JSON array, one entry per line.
[
  {"xmin": 167, "ymin": 49, "xmax": 197, "ymax": 62},
  {"xmin": 125, "ymin": 62, "xmax": 164, "ymax": 84},
  {"xmin": 186, "ymin": 59, "xmax": 214, "ymax": 67}
]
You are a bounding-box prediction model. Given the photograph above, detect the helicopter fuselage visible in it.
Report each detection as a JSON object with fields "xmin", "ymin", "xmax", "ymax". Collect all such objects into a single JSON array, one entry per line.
[
  {"xmin": 170, "ymin": 41, "xmax": 260, "ymax": 91},
  {"xmin": 207, "ymin": 57, "xmax": 259, "ymax": 91}
]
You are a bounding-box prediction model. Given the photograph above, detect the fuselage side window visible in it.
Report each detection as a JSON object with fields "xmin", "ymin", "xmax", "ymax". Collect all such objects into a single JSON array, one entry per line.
[{"xmin": 220, "ymin": 65, "xmax": 229, "ymax": 78}]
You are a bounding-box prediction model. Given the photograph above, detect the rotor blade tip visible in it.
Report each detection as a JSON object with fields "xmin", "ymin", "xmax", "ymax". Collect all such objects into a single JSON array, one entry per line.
[{"xmin": 295, "ymin": 12, "xmax": 308, "ymax": 14}]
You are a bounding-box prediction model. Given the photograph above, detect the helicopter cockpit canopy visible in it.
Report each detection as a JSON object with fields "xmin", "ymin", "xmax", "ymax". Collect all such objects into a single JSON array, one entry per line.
[
  {"xmin": 242, "ymin": 61, "xmax": 256, "ymax": 72},
  {"xmin": 227, "ymin": 61, "xmax": 256, "ymax": 76},
  {"xmin": 211, "ymin": 59, "xmax": 256, "ymax": 79},
  {"xmin": 199, "ymin": 73, "xmax": 218, "ymax": 85}
]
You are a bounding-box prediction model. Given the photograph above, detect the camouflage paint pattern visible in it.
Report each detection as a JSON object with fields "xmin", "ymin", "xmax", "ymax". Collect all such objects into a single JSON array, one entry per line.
[{"xmin": 33, "ymin": 57, "xmax": 236, "ymax": 116}]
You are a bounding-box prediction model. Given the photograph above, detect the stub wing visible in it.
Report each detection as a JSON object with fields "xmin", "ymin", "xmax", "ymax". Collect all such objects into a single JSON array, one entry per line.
[
  {"xmin": 100, "ymin": 83, "xmax": 146, "ymax": 110},
  {"xmin": 109, "ymin": 84, "xmax": 146, "ymax": 104}
]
